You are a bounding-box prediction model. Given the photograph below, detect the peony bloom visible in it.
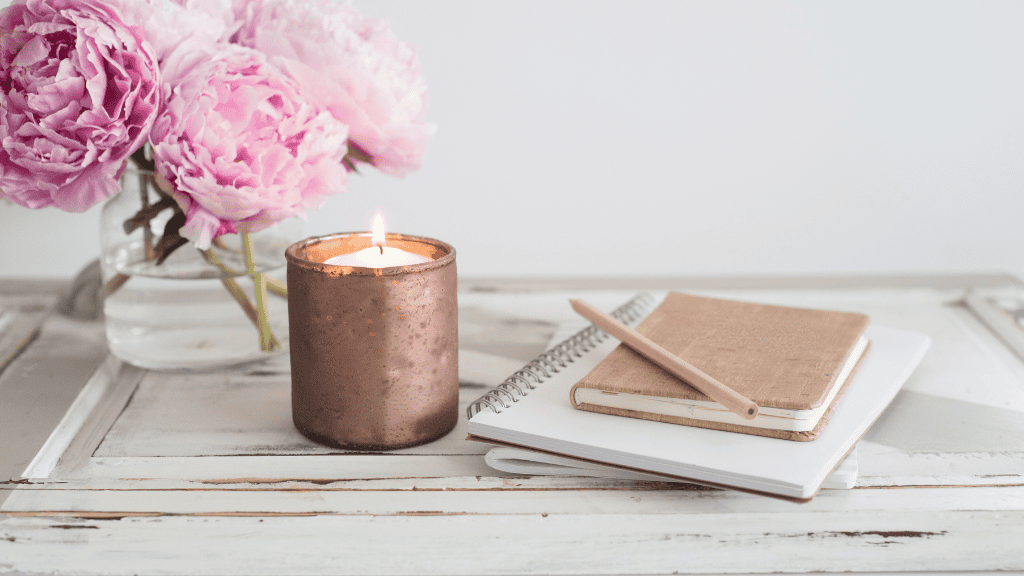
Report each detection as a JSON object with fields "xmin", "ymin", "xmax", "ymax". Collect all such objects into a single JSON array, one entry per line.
[
  {"xmin": 0, "ymin": 0, "xmax": 160, "ymax": 211},
  {"xmin": 149, "ymin": 45, "xmax": 348, "ymax": 249},
  {"xmin": 105, "ymin": 0, "xmax": 236, "ymax": 85},
  {"xmin": 236, "ymin": 0, "xmax": 434, "ymax": 176}
]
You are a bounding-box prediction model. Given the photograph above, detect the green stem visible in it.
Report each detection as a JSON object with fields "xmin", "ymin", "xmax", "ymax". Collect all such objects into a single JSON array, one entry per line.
[
  {"xmin": 242, "ymin": 232, "xmax": 278, "ymax": 352},
  {"xmin": 202, "ymin": 248, "xmax": 286, "ymax": 299},
  {"xmin": 199, "ymin": 248, "xmax": 279, "ymax": 349},
  {"xmin": 139, "ymin": 172, "xmax": 155, "ymax": 262},
  {"xmin": 219, "ymin": 276, "xmax": 268, "ymax": 340},
  {"xmin": 200, "ymin": 248, "xmax": 243, "ymax": 276},
  {"xmin": 265, "ymin": 275, "xmax": 287, "ymax": 298}
]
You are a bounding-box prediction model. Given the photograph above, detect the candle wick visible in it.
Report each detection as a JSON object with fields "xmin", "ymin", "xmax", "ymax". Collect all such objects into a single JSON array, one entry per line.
[{"xmin": 378, "ymin": 245, "xmax": 384, "ymax": 255}]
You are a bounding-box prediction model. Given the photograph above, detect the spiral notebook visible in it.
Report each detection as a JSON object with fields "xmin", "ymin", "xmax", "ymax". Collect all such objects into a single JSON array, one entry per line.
[
  {"xmin": 466, "ymin": 293, "xmax": 931, "ymax": 502},
  {"xmin": 483, "ymin": 444, "xmax": 860, "ymax": 490}
]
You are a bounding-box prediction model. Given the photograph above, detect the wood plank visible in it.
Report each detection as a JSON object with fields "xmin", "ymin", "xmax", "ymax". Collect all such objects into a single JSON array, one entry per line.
[
  {"xmin": 62, "ymin": 447, "xmax": 1024, "ymax": 490},
  {"xmin": 91, "ymin": 359, "xmax": 517, "ymax": 459},
  {"xmin": 18, "ymin": 451, "xmax": 1023, "ymax": 491},
  {"xmin": 1, "ymin": 510, "xmax": 1022, "ymax": 574},
  {"xmin": 457, "ymin": 350, "xmax": 527, "ymax": 388},
  {"xmin": 0, "ymin": 314, "xmax": 108, "ymax": 491},
  {"xmin": 65, "ymin": 455, "xmax": 498, "ymax": 481},
  {"xmin": 23, "ymin": 356, "xmax": 144, "ymax": 479},
  {"xmin": 3, "ymin": 484, "xmax": 1023, "ymax": 516},
  {"xmin": 0, "ymin": 293, "xmax": 54, "ymax": 375},
  {"xmin": 0, "ymin": 476, "xmax": 709, "ymax": 492}
]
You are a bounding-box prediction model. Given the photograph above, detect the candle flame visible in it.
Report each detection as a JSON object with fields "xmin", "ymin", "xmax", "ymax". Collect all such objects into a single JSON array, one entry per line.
[{"xmin": 371, "ymin": 213, "xmax": 386, "ymax": 251}]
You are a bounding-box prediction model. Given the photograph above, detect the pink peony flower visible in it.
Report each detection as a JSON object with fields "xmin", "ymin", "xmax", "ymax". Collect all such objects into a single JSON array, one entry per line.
[
  {"xmin": 0, "ymin": 0, "xmax": 160, "ymax": 211},
  {"xmin": 235, "ymin": 0, "xmax": 434, "ymax": 176},
  {"xmin": 106, "ymin": 0, "xmax": 236, "ymax": 85},
  {"xmin": 149, "ymin": 45, "xmax": 348, "ymax": 249}
]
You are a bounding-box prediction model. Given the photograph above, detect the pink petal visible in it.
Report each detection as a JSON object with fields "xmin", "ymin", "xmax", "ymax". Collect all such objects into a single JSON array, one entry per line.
[
  {"xmin": 51, "ymin": 161, "xmax": 119, "ymax": 212},
  {"xmin": 12, "ymin": 35, "xmax": 48, "ymax": 67}
]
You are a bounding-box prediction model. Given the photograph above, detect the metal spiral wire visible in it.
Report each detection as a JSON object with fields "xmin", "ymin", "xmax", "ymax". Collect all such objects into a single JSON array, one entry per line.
[{"xmin": 466, "ymin": 293, "xmax": 656, "ymax": 418}]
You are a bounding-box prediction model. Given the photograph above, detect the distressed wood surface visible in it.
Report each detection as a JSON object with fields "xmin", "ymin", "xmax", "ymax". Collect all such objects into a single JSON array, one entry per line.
[
  {"xmin": 0, "ymin": 280, "xmax": 107, "ymax": 495},
  {"xmin": 91, "ymin": 360, "xmax": 495, "ymax": 458},
  {"xmin": 4, "ymin": 483, "xmax": 1023, "ymax": 515},
  {"xmin": 2, "ymin": 276, "xmax": 1024, "ymax": 575},
  {"xmin": 26, "ymin": 356, "xmax": 145, "ymax": 479},
  {"xmin": 66, "ymin": 288, "xmax": 1024, "ymax": 488},
  {"xmin": 1, "ymin": 512, "xmax": 1023, "ymax": 575},
  {"xmin": 7, "ymin": 500, "xmax": 1016, "ymax": 574},
  {"xmin": 0, "ymin": 293, "xmax": 54, "ymax": 374}
]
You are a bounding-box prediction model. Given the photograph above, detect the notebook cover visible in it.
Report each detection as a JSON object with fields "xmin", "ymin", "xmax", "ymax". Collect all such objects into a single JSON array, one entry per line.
[
  {"xmin": 574, "ymin": 342, "xmax": 869, "ymax": 441},
  {"xmin": 569, "ymin": 292, "xmax": 870, "ymax": 440},
  {"xmin": 466, "ymin": 434, "xmax": 861, "ymax": 503}
]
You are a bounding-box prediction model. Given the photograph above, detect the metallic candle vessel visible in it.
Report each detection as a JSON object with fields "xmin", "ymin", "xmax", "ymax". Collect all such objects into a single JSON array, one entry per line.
[{"xmin": 285, "ymin": 232, "xmax": 458, "ymax": 450}]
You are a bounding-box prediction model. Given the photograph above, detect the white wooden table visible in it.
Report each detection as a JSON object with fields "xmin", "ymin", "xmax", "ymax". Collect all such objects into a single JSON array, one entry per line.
[{"xmin": 1, "ymin": 275, "xmax": 1023, "ymax": 575}]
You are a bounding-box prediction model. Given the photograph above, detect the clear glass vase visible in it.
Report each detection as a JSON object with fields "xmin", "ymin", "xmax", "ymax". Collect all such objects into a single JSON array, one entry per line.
[{"xmin": 99, "ymin": 170, "xmax": 296, "ymax": 371}]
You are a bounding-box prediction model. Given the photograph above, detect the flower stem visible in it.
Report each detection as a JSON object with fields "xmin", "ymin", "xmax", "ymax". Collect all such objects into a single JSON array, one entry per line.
[
  {"xmin": 265, "ymin": 275, "xmax": 287, "ymax": 298},
  {"xmin": 218, "ymin": 277, "xmax": 261, "ymax": 329},
  {"xmin": 103, "ymin": 273, "xmax": 131, "ymax": 298},
  {"xmin": 199, "ymin": 248, "xmax": 279, "ymax": 350},
  {"xmin": 139, "ymin": 171, "xmax": 155, "ymax": 262},
  {"xmin": 201, "ymin": 249, "xmax": 287, "ymax": 299},
  {"xmin": 242, "ymin": 232, "xmax": 279, "ymax": 352},
  {"xmin": 200, "ymin": 248, "xmax": 242, "ymax": 276}
]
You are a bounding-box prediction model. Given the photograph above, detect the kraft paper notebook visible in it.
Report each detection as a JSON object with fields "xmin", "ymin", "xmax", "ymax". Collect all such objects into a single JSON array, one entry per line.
[
  {"xmin": 466, "ymin": 293, "xmax": 931, "ymax": 502},
  {"xmin": 571, "ymin": 292, "xmax": 870, "ymax": 441}
]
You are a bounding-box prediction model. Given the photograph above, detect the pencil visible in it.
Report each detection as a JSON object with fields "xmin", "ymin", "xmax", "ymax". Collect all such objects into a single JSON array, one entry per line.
[{"xmin": 570, "ymin": 299, "xmax": 759, "ymax": 421}]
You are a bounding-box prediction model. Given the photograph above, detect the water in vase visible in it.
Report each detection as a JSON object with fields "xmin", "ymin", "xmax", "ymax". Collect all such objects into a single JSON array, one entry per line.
[{"xmin": 102, "ymin": 239, "xmax": 289, "ymax": 371}]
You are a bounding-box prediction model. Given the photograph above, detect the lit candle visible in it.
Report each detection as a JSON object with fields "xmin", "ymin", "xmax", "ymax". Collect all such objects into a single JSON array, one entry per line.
[
  {"xmin": 287, "ymin": 224, "xmax": 458, "ymax": 450},
  {"xmin": 324, "ymin": 213, "xmax": 431, "ymax": 268}
]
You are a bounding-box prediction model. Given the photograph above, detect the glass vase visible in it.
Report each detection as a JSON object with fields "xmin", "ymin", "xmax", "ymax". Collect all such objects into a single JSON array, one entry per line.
[{"xmin": 99, "ymin": 170, "xmax": 296, "ymax": 371}]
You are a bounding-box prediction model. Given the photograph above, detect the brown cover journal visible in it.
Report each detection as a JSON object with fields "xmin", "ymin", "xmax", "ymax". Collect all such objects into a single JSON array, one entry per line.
[{"xmin": 569, "ymin": 293, "xmax": 870, "ymax": 441}]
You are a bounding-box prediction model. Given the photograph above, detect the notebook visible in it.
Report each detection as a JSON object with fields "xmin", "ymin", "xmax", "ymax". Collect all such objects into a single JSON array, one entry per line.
[
  {"xmin": 466, "ymin": 293, "xmax": 931, "ymax": 502},
  {"xmin": 483, "ymin": 444, "xmax": 859, "ymax": 490},
  {"xmin": 570, "ymin": 292, "xmax": 870, "ymax": 441}
]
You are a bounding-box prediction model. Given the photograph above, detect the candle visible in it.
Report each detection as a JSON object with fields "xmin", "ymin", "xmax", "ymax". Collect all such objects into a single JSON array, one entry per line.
[
  {"xmin": 324, "ymin": 213, "xmax": 431, "ymax": 268},
  {"xmin": 325, "ymin": 246, "xmax": 430, "ymax": 268},
  {"xmin": 286, "ymin": 224, "xmax": 458, "ymax": 450}
]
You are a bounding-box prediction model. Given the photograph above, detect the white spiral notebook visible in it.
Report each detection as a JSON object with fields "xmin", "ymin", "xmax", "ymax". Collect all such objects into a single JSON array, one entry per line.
[
  {"xmin": 466, "ymin": 293, "xmax": 931, "ymax": 502},
  {"xmin": 483, "ymin": 445, "xmax": 860, "ymax": 490}
]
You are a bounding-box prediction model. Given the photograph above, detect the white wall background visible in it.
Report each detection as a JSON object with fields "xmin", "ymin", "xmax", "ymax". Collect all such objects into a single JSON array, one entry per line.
[{"xmin": 2, "ymin": 0, "xmax": 1022, "ymax": 279}]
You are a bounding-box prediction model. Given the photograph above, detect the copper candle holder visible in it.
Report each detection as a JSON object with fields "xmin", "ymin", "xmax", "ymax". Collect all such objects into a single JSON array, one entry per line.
[{"xmin": 285, "ymin": 232, "xmax": 458, "ymax": 450}]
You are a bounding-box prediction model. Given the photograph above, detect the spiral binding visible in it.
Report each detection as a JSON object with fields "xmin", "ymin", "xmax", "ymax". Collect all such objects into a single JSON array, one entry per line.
[{"xmin": 465, "ymin": 293, "xmax": 657, "ymax": 418}]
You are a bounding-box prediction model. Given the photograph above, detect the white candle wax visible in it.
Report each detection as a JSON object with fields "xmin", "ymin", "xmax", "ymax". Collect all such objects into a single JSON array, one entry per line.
[{"xmin": 325, "ymin": 246, "xmax": 431, "ymax": 268}]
